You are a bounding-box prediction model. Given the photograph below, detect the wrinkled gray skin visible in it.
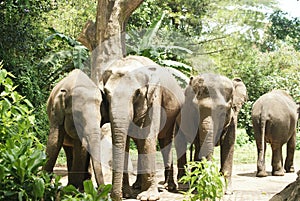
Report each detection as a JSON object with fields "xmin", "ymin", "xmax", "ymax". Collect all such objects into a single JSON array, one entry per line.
[
  {"xmin": 252, "ymin": 90, "xmax": 299, "ymax": 177},
  {"xmin": 103, "ymin": 56, "xmax": 184, "ymax": 201},
  {"xmin": 43, "ymin": 69, "xmax": 109, "ymax": 190},
  {"xmin": 175, "ymin": 74, "xmax": 247, "ymax": 194}
]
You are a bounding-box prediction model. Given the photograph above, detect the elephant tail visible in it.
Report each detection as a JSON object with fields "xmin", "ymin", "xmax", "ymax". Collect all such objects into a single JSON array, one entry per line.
[{"xmin": 259, "ymin": 110, "xmax": 267, "ymax": 157}]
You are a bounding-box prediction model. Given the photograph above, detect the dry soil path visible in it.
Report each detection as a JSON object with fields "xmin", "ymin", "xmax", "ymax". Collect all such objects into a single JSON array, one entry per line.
[{"xmin": 56, "ymin": 161, "xmax": 299, "ymax": 201}]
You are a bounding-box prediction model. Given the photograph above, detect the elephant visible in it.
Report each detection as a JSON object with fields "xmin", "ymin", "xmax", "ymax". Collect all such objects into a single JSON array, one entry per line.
[
  {"xmin": 174, "ymin": 73, "xmax": 247, "ymax": 193},
  {"xmin": 251, "ymin": 89, "xmax": 299, "ymax": 177},
  {"xmin": 43, "ymin": 69, "xmax": 109, "ymax": 190},
  {"xmin": 102, "ymin": 55, "xmax": 184, "ymax": 201}
]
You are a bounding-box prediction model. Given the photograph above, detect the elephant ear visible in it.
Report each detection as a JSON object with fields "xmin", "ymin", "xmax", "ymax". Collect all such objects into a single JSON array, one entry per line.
[
  {"xmin": 188, "ymin": 76, "xmax": 205, "ymax": 99},
  {"xmin": 52, "ymin": 88, "xmax": 68, "ymax": 125},
  {"xmin": 232, "ymin": 78, "xmax": 247, "ymax": 113}
]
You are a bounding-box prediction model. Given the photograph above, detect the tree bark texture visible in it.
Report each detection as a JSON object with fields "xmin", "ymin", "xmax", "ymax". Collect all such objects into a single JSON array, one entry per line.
[
  {"xmin": 78, "ymin": 0, "xmax": 143, "ymax": 85},
  {"xmin": 270, "ymin": 170, "xmax": 300, "ymax": 201}
]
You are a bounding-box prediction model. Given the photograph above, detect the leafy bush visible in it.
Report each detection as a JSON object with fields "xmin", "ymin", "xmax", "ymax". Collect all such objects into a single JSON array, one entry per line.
[
  {"xmin": 0, "ymin": 62, "xmax": 61, "ymax": 200},
  {"xmin": 235, "ymin": 129, "xmax": 251, "ymax": 147},
  {"xmin": 0, "ymin": 139, "xmax": 61, "ymax": 200},
  {"xmin": 60, "ymin": 181, "xmax": 112, "ymax": 201},
  {"xmin": 0, "ymin": 62, "xmax": 36, "ymax": 145},
  {"xmin": 296, "ymin": 134, "xmax": 300, "ymax": 151},
  {"xmin": 179, "ymin": 158, "xmax": 226, "ymax": 201}
]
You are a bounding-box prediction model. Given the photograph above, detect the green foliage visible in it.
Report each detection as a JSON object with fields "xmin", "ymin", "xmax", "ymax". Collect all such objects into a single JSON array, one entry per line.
[
  {"xmin": 0, "ymin": 63, "xmax": 35, "ymax": 144},
  {"xmin": 296, "ymin": 134, "xmax": 300, "ymax": 151},
  {"xmin": 128, "ymin": 0, "xmax": 210, "ymax": 36},
  {"xmin": 60, "ymin": 181, "xmax": 112, "ymax": 201},
  {"xmin": 180, "ymin": 159, "xmax": 226, "ymax": 201},
  {"xmin": 0, "ymin": 64, "xmax": 60, "ymax": 200},
  {"xmin": 45, "ymin": 0, "xmax": 97, "ymax": 38},
  {"xmin": 40, "ymin": 28, "xmax": 90, "ymax": 87},
  {"xmin": 0, "ymin": 0, "xmax": 54, "ymax": 99},
  {"xmin": 235, "ymin": 129, "xmax": 251, "ymax": 147},
  {"xmin": 127, "ymin": 11, "xmax": 193, "ymax": 86},
  {"xmin": 0, "ymin": 139, "xmax": 61, "ymax": 201},
  {"xmin": 262, "ymin": 10, "xmax": 300, "ymax": 51},
  {"xmin": 0, "ymin": 0, "xmax": 96, "ymax": 146}
]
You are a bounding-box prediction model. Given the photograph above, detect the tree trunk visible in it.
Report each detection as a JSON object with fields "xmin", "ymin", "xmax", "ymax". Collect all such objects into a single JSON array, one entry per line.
[
  {"xmin": 270, "ymin": 171, "xmax": 300, "ymax": 201},
  {"xmin": 77, "ymin": 0, "xmax": 143, "ymax": 85}
]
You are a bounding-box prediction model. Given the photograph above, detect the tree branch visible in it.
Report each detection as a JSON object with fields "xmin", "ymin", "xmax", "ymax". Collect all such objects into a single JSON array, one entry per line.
[
  {"xmin": 77, "ymin": 20, "xmax": 96, "ymax": 51},
  {"xmin": 197, "ymin": 47, "xmax": 237, "ymax": 55},
  {"xmin": 121, "ymin": 0, "xmax": 144, "ymax": 21}
]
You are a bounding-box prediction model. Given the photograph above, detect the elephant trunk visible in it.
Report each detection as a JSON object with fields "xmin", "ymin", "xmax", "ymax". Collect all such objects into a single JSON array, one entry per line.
[{"xmin": 109, "ymin": 98, "xmax": 131, "ymax": 201}]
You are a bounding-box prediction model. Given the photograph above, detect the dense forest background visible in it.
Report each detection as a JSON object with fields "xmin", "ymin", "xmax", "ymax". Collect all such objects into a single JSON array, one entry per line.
[{"xmin": 1, "ymin": 0, "xmax": 299, "ymax": 141}]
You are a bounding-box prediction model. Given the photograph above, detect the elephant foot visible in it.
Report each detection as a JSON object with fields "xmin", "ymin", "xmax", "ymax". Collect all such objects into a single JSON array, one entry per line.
[
  {"xmin": 122, "ymin": 184, "xmax": 133, "ymax": 198},
  {"xmin": 164, "ymin": 181, "xmax": 177, "ymax": 192},
  {"xmin": 136, "ymin": 187, "xmax": 160, "ymax": 201},
  {"xmin": 284, "ymin": 165, "xmax": 295, "ymax": 173},
  {"xmin": 67, "ymin": 181, "xmax": 84, "ymax": 191},
  {"xmin": 132, "ymin": 180, "xmax": 142, "ymax": 190},
  {"xmin": 110, "ymin": 192, "xmax": 122, "ymax": 201},
  {"xmin": 132, "ymin": 174, "xmax": 142, "ymax": 189},
  {"xmin": 272, "ymin": 169, "xmax": 284, "ymax": 176},
  {"xmin": 256, "ymin": 170, "xmax": 268, "ymax": 177},
  {"xmin": 225, "ymin": 188, "xmax": 233, "ymax": 195},
  {"xmin": 163, "ymin": 169, "xmax": 177, "ymax": 192}
]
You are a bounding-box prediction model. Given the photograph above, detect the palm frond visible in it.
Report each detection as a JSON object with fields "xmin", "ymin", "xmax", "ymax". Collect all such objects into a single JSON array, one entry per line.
[{"xmin": 140, "ymin": 12, "xmax": 166, "ymax": 51}]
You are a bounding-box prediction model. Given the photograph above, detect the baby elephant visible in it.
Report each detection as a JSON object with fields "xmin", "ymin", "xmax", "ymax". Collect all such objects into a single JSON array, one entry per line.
[
  {"xmin": 252, "ymin": 90, "xmax": 299, "ymax": 177},
  {"xmin": 43, "ymin": 69, "xmax": 109, "ymax": 189}
]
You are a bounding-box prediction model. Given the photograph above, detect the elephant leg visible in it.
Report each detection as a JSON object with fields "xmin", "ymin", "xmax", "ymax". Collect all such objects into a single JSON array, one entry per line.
[
  {"xmin": 158, "ymin": 135, "xmax": 176, "ymax": 192},
  {"xmin": 63, "ymin": 145, "xmax": 73, "ymax": 172},
  {"xmin": 256, "ymin": 140, "xmax": 267, "ymax": 177},
  {"xmin": 284, "ymin": 133, "xmax": 296, "ymax": 173},
  {"xmin": 271, "ymin": 144, "xmax": 284, "ymax": 176},
  {"xmin": 131, "ymin": 137, "xmax": 142, "ymax": 190},
  {"xmin": 68, "ymin": 139, "xmax": 89, "ymax": 190},
  {"xmin": 194, "ymin": 134, "xmax": 201, "ymax": 162},
  {"xmin": 43, "ymin": 126, "xmax": 64, "ymax": 172},
  {"xmin": 220, "ymin": 122, "xmax": 235, "ymax": 194},
  {"xmin": 174, "ymin": 126, "xmax": 187, "ymax": 181},
  {"xmin": 136, "ymin": 138, "xmax": 159, "ymax": 201}
]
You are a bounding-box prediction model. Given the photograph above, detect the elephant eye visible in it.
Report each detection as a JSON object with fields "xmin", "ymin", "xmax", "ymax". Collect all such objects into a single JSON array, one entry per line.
[{"xmin": 203, "ymin": 87, "xmax": 209, "ymax": 95}]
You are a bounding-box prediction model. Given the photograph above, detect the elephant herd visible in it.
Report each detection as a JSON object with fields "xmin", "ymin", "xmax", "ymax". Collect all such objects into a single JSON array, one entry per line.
[{"xmin": 43, "ymin": 55, "xmax": 300, "ymax": 201}]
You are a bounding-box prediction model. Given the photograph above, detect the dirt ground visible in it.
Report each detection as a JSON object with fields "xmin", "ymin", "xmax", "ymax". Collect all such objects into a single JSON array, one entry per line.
[{"xmin": 56, "ymin": 157, "xmax": 299, "ymax": 201}]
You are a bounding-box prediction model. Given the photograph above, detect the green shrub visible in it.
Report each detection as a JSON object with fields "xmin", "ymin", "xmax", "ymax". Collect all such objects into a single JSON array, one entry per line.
[
  {"xmin": 296, "ymin": 132, "xmax": 300, "ymax": 151},
  {"xmin": 60, "ymin": 181, "xmax": 112, "ymax": 201},
  {"xmin": 179, "ymin": 158, "xmax": 226, "ymax": 201},
  {"xmin": 0, "ymin": 139, "xmax": 61, "ymax": 201},
  {"xmin": 0, "ymin": 62, "xmax": 61, "ymax": 200},
  {"xmin": 235, "ymin": 129, "xmax": 251, "ymax": 147}
]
